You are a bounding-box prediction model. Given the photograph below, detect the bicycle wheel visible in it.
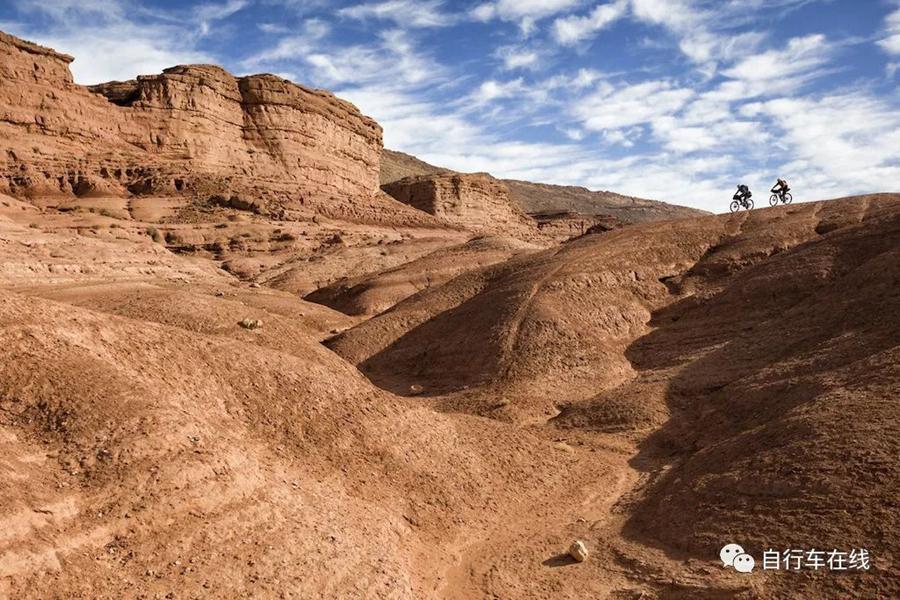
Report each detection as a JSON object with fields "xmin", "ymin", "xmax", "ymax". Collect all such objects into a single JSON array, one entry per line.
[
  {"xmin": 746, "ymin": 198, "xmax": 754, "ymax": 210},
  {"xmin": 730, "ymin": 200, "xmax": 740, "ymax": 213},
  {"xmin": 783, "ymin": 192, "xmax": 792, "ymax": 204},
  {"xmin": 769, "ymin": 194, "xmax": 780, "ymax": 207}
]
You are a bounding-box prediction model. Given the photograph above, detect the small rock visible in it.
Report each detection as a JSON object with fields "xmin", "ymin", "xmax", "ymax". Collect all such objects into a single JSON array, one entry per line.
[
  {"xmin": 249, "ymin": 283, "xmax": 260, "ymax": 289},
  {"xmin": 569, "ymin": 540, "xmax": 588, "ymax": 562},
  {"xmin": 239, "ymin": 318, "xmax": 262, "ymax": 330},
  {"xmin": 215, "ymin": 291, "xmax": 225, "ymax": 297},
  {"xmin": 409, "ymin": 384, "xmax": 424, "ymax": 395}
]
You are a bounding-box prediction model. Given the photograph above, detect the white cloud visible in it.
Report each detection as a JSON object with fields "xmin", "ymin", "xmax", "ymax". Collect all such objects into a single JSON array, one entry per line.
[
  {"xmin": 469, "ymin": 3, "xmax": 496, "ymax": 22},
  {"xmin": 878, "ymin": 6, "xmax": 900, "ymax": 55},
  {"xmin": 552, "ymin": 0, "xmax": 629, "ymax": 46},
  {"xmin": 571, "ymin": 68, "xmax": 603, "ymax": 87},
  {"xmin": 338, "ymin": 0, "xmax": 454, "ymax": 28},
  {"xmin": 651, "ymin": 115, "xmax": 768, "ymax": 153},
  {"xmin": 747, "ymin": 94, "xmax": 900, "ymax": 172},
  {"xmin": 495, "ymin": 45, "xmax": 541, "ymax": 70},
  {"xmin": 240, "ymin": 19, "xmax": 332, "ymax": 71},
  {"xmin": 576, "ymin": 80, "xmax": 694, "ymax": 130},
  {"xmin": 723, "ymin": 34, "xmax": 832, "ymax": 84},
  {"xmin": 194, "ymin": 0, "xmax": 248, "ymax": 23},
  {"xmin": 8, "ymin": 0, "xmax": 213, "ymax": 83},
  {"xmin": 469, "ymin": 78, "xmax": 527, "ymax": 105},
  {"xmin": 44, "ymin": 33, "xmax": 211, "ymax": 83},
  {"xmin": 629, "ymin": 0, "xmax": 695, "ymax": 31},
  {"xmin": 883, "ymin": 36, "xmax": 900, "ymax": 54},
  {"xmin": 470, "ymin": 0, "xmax": 585, "ymax": 31},
  {"xmin": 258, "ymin": 23, "xmax": 291, "ymax": 34},
  {"xmin": 626, "ymin": 0, "xmax": 769, "ymax": 74},
  {"xmin": 301, "ymin": 18, "xmax": 332, "ymax": 40},
  {"xmin": 242, "ymin": 25, "xmax": 442, "ymax": 87},
  {"xmin": 602, "ymin": 127, "xmax": 639, "ymax": 147},
  {"xmin": 13, "ymin": 0, "xmax": 125, "ymax": 22},
  {"xmin": 542, "ymin": 68, "xmax": 604, "ymax": 90}
]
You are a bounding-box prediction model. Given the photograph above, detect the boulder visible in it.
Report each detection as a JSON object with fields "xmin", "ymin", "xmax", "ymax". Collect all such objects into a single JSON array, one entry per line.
[
  {"xmin": 238, "ymin": 318, "xmax": 262, "ymax": 330},
  {"xmin": 569, "ymin": 540, "xmax": 588, "ymax": 562}
]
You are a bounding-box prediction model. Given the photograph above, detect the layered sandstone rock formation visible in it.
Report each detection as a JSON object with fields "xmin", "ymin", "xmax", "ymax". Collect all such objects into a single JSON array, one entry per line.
[
  {"xmin": 87, "ymin": 66, "xmax": 381, "ymax": 197},
  {"xmin": 382, "ymin": 172, "xmax": 541, "ymax": 239},
  {"xmin": 0, "ymin": 31, "xmax": 383, "ymax": 211}
]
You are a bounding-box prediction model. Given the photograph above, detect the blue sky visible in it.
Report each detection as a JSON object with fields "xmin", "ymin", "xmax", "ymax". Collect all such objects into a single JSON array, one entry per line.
[{"xmin": 2, "ymin": 0, "xmax": 899, "ymax": 211}]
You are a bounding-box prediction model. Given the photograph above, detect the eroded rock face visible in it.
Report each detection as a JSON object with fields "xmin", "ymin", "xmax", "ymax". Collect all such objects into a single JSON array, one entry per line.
[
  {"xmin": 0, "ymin": 31, "xmax": 381, "ymax": 204},
  {"xmin": 530, "ymin": 210, "xmax": 623, "ymax": 242},
  {"xmin": 88, "ymin": 66, "xmax": 382, "ymax": 197},
  {"xmin": 382, "ymin": 173, "xmax": 540, "ymax": 239}
]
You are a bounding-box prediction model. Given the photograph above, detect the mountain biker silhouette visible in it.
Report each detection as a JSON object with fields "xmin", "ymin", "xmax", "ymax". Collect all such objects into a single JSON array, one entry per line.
[
  {"xmin": 769, "ymin": 178, "xmax": 793, "ymax": 206},
  {"xmin": 772, "ymin": 178, "xmax": 790, "ymax": 195},
  {"xmin": 730, "ymin": 184, "xmax": 753, "ymax": 212}
]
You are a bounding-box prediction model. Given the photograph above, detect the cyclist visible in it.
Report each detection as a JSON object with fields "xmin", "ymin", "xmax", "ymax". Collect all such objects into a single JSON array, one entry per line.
[
  {"xmin": 733, "ymin": 184, "xmax": 752, "ymax": 205},
  {"xmin": 771, "ymin": 178, "xmax": 790, "ymax": 199}
]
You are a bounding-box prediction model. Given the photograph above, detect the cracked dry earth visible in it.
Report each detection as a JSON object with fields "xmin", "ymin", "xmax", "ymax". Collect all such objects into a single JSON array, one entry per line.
[{"xmin": 2, "ymin": 193, "xmax": 900, "ymax": 599}]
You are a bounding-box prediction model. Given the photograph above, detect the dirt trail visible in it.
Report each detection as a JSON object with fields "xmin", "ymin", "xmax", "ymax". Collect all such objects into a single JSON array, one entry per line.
[{"xmin": 435, "ymin": 433, "xmax": 637, "ymax": 599}]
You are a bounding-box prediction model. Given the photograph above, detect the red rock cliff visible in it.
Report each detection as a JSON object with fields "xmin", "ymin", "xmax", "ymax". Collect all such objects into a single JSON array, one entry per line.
[{"xmin": 0, "ymin": 31, "xmax": 382, "ymax": 202}]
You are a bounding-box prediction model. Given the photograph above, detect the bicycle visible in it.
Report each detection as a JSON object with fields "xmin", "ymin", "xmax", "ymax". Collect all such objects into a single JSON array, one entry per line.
[
  {"xmin": 769, "ymin": 190, "xmax": 793, "ymax": 206},
  {"xmin": 730, "ymin": 196, "xmax": 754, "ymax": 212}
]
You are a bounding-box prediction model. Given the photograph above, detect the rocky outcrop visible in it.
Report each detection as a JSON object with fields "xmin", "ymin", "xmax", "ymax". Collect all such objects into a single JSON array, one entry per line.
[
  {"xmin": 382, "ymin": 173, "xmax": 541, "ymax": 240},
  {"xmin": 0, "ymin": 31, "xmax": 382, "ymax": 208},
  {"xmin": 88, "ymin": 66, "xmax": 381, "ymax": 197},
  {"xmin": 0, "ymin": 32, "xmax": 139, "ymax": 200},
  {"xmin": 531, "ymin": 210, "xmax": 623, "ymax": 242},
  {"xmin": 0, "ymin": 30, "xmax": 75, "ymax": 85}
]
